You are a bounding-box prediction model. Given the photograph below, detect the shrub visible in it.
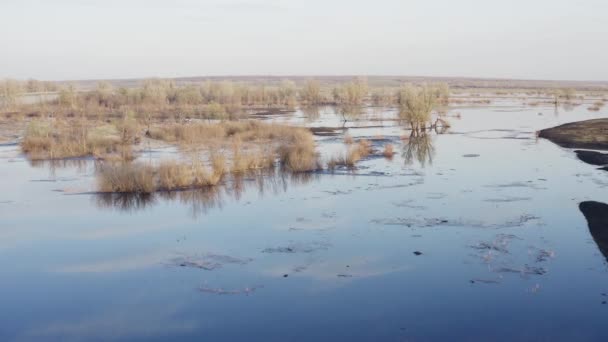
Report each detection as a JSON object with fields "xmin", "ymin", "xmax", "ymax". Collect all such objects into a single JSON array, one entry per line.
[
  {"xmin": 383, "ymin": 144, "xmax": 394, "ymax": 159},
  {"xmin": 97, "ymin": 163, "xmax": 155, "ymax": 193},
  {"xmin": 397, "ymin": 84, "xmax": 438, "ymax": 131},
  {"xmin": 300, "ymin": 79, "xmax": 323, "ymax": 105},
  {"xmin": 278, "ymin": 130, "xmax": 320, "ymax": 172}
]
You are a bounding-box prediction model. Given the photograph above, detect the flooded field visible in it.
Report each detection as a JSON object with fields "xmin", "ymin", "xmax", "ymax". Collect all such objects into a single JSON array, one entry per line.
[{"xmin": 2, "ymin": 98, "xmax": 608, "ymax": 341}]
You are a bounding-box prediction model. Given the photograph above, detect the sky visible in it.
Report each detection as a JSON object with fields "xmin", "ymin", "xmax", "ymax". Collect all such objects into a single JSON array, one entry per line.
[{"xmin": 0, "ymin": 0, "xmax": 606, "ymax": 81}]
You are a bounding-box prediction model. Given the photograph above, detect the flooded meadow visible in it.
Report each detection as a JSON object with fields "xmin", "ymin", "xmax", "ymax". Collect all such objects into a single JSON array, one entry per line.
[{"xmin": 2, "ymin": 96, "xmax": 608, "ymax": 341}]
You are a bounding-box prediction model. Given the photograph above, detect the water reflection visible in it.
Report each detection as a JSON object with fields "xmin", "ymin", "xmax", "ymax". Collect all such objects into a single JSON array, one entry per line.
[
  {"xmin": 29, "ymin": 158, "xmax": 90, "ymax": 175},
  {"xmin": 96, "ymin": 192, "xmax": 157, "ymax": 212},
  {"xmin": 579, "ymin": 201, "xmax": 608, "ymax": 263},
  {"xmin": 336, "ymin": 105, "xmax": 363, "ymax": 125},
  {"xmin": 401, "ymin": 132, "xmax": 435, "ymax": 166},
  {"xmin": 301, "ymin": 106, "xmax": 321, "ymax": 122},
  {"xmin": 94, "ymin": 170, "xmax": 319, "ymax": 217}
]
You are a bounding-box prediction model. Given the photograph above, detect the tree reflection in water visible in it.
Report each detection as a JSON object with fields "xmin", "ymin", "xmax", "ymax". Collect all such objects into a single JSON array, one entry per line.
[
  {"xmin": 401, "ymin": 131, "xmax": 435, "ymax": 167},
  {"xmin": 301, "ymin": 106, "xmax": 321, "ymax": 122},
  {"xmin": 336, "ymin": 105, "xmax": 363, "ymax": 127}
]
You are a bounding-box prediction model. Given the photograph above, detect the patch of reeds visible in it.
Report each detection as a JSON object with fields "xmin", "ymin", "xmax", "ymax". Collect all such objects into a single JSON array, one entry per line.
[
  {"xmin": 383, "ymin": 144, "xmax": 394, "ymax": 159},
  {"xmin": 97, "ymin": 163, "xmax": 155, "ymax": 193},
  {"xmin": 21, "ymin": 119, "xmax": 136, "ymax": 160},
  {"xmin": 98, "ymin": 156, "xmax": 226, "ymax": 193},
  {"xmin": 278, "ymin": 129, "xmax": 321, "ymax": 172},
  {"xmin": 326, "ymin": 139, "xmax": 374, "ymax": 169}
]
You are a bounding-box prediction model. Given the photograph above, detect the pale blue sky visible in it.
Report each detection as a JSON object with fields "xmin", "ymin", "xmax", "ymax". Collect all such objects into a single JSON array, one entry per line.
[{"xmin": 0, "ymin": 0, "xmax": 606, "ymax": 81}]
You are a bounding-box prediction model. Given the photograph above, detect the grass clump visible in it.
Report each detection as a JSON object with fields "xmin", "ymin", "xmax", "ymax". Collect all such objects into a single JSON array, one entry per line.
[
  {"xmin": 96, "ymin": 121, "xmax": 320, "ymax": 193},
  {"xmin": 98, "ymin": 156, "xmax": 227, "ymax": 194},
  {"xmin": 150, "ymin": 121, "xmax": 320, "ymax": 173},
  {"xmin": 97, "ymin": 163, "xmax": 155, "ymax": 193},
  {"xmin": 21, "ymin": 119, "xmax": 135, "ymax": 160},
  {"xmin": 383, "ymin": 144, "xmax": 394, "ymax": 159},
  {"xmin": 278, "ymin": 129, "xmax": 320, "ymax": 172},
  {"xmin": 157, "ymin": 160, "xmax": 193, "ymax": 190},
  {"xmin": 588, "ymin": 101, "xmax": 605, "ymax": 111},
  {"xmin": 327, "ymin": 139, "xmax": 374, "ymax": 170}
]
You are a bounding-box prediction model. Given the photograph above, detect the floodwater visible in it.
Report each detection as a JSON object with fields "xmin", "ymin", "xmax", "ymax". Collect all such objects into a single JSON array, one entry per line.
[{"xmin": 1, "ymin": 97, "xmax": 608, "ymax": 341}]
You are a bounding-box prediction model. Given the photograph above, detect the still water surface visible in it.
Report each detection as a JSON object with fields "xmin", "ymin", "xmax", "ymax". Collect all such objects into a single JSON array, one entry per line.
[{"xmin": 1, "ymin": 99, "xmax": 608, "ymax": 341}]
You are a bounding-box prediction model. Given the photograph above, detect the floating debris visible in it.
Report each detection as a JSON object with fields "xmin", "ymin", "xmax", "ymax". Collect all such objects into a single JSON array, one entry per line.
[
  {"xmin": 471, "ymin": 233, "xmax": 554, "ymax": 282},
  {"xmin": 471, "ymin": 234, "xmax": 521, "ymax": 254},
  {"xmin": 292, "ymin": 265, "xmax": 308, "ymax": 273},
  {"xmin": 496, "ymin": 265, "xmax": 547, "ymax": 276},
  {"xmin": 364, "ymin": 180, "xmax": 425, "ymax": 191},
  {"xmin": 168, "ymin": 254, "xmax": 252, "ymax": 271},
  {"xmin": 262, "ymin": 241, "xmax": 331, "ymax": 254},
  {"xmin": 371, "ymin": 215, "xmax": 540, "ymax": 229},
  {"xmin": 470, "ymin": 278, "xmax": 501, "ymax": 284},
  {"xmin": 426, "ymin": 192, "xmax": 447, "ymax": 200},
  {"xmin": 484, "ymin": 196, "xmax": 532, "ymax": 203},
  {"xmin": 392, "ymin": 200, "xmax": 427, "ymax": 210},
  {"xmin": 484, "ymin": 181, "xmax": 547, "ymax": 190},
  {"xmin": 534, "ymin": 249, "xmax": 556, "ymax": 263},
  {"xmin": 198, "ymin": 285, "xmax": 263, "ymax": 296}
]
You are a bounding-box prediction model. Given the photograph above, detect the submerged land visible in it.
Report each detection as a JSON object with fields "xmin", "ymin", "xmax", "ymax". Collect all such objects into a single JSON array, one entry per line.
[
  {"xmin": 2, "ymin": 75, "xmax": 607, "ymax": 194},
  {"xmin": 2, "ymin": 75, "xmax": 608, "ymax": 341}
]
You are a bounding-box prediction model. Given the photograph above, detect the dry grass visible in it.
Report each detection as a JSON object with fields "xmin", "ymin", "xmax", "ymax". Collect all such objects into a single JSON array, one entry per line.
[
  {"xmin": 157, "ymin": 160, "xmax": 193, "ymax": 190},
  {"xmin": 150, "ymin": 120, "xmax": 320, "ymax": 173},
  {"xmin": 278, "ymin": 129, "xmax": 320, "ymax": 172},
  {"xmin": 344, "ymin": 134, "xmax": 354, "ymax": 144},
  {"xmin": 356, "ymin": 139, "xmax": 373, "ymax": 158},
  {"xmin": 149, "ymin": 121, "xmax": 309, "ymax": 145},
  {"xmin": 231, "ymin": 148, "xmax": 275, "ymax": 174},
  {"xmin": 96, "ymin": 121, "xmax": 320, "ymax": 193},
  {"xmin": 588, "ymin": 105, "xmax": 601, "ymax": 111},
  {"xmin": 98, "ymin": 155, "xmax": 227, "ymax": 193},
  {"xmin": 383, "ymin": 144, "xmax": 394, "ymax": 159},
  {"xmin": 587, "ymin": 101, "xmax": 605, "ymax": 111},
  {"xmin": 21, "ymin": 119, "xmax": 136, "ymax": 160},
  {"xmin": 97, "ymin": 163, "xmax": 155, "ymax": 193},
  {"xmin": 327, "ymin": 139, "xmax": 374, "ymax": 169}
]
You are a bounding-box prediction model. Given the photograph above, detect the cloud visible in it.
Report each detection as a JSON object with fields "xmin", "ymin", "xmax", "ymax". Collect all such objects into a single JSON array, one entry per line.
[
  {"xmin": 215, "ymin": 1, "xmax": 287, "ymax": 12},
  {"xmin": 21, "ymin": 303, "xmax": 200, "ymax": 341},
  {"xmin": 53, "ymin": 251, "xmax": 170, "ymax": 273}
]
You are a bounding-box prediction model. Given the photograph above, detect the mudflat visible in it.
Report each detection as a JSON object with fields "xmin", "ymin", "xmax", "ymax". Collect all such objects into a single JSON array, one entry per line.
[{"xmin": 539, "ymin": 118, "xmax": 608, "ymax": 150}]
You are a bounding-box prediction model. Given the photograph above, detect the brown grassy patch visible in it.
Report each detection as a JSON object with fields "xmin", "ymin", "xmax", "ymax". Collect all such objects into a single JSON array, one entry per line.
[
  {"xmin": 149, "ymin": 121, "xmax": 320, "ymax": 172},
  {"xmin": 327, "ymin": 139, "xmax": 374, "ymax": 169},
  {"xmin": 278, "ymin": 129, "xmax": 320, "ymax": 172},
  {"xmin": 21, "ymin": 119, "xmax": 137, "ymax": 161},
  {"xmin": 98, "ymin": 156, "xmax": 227, "ymax": 193},
  {"xmin": 97, "ymin": 163, "xmax": 155, "ymax": 193},
  {"xmin": 383, "ymin": 144, "xmax": 394, "ymax": 159}
]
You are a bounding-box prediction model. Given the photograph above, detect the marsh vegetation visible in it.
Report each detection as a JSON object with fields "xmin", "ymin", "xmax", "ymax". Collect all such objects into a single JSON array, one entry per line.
[
  {"xmin": 3, "ymin": 76, "xmax": 608, "ymax": 196},
  {"xmin": 3, "ymin": 76, "xmax": 608, "ymax": 342}
]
